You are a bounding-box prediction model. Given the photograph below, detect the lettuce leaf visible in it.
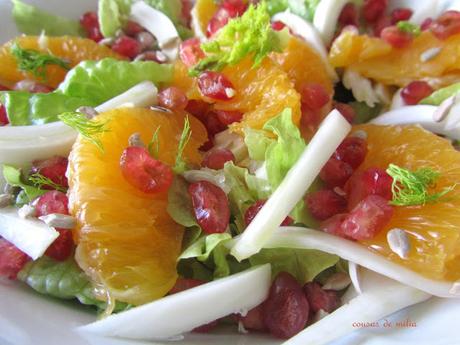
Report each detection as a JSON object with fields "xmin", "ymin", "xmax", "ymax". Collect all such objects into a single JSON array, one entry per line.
[
  {"xmin": 420, "ymin": 82, "xmax": 460, "ymax": 105},
  {"xmin": 249, "ymin": 248, "xmax": 340, "ymax": 285},
  {"xmin": 12, "ymin": 0, "xmax": 84, "ymax": 36},
  {"xmin": 244, "ymin": 127, "xmax": 274, "ymax": 161},
  {"xmin": 2, "ymin": 165, "xmax": 46, "ymax": 202},
  {"xmin": 265, "ymin": 0, "xmax": 320, "ymax": 21},
  {"xmin": 1, "ymin": 59, "xmax": 173, "ymax": 125}
]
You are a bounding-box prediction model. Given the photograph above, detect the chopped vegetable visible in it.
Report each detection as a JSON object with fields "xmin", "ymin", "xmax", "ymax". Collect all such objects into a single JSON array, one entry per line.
[
  {"xmin": 421, "ymin": 82, "xmax": 460, "ymax": 105},
  {"xmin": 173, "ymin": 116, "xmax": 192, "ymax": 174},
  {"xmin": 396, "ymin": 21, "xmax": 421, "ymax": 36},
  {"xmin": 28, "ymin": 173, "xmax": 67, "ymax": 193}
]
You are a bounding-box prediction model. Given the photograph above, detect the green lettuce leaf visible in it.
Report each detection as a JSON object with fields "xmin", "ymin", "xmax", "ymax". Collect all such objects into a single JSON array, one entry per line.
[
  {"xmin": 350, "ymin": 101, "xmax": 382, "ymax": 124},
  {"xmin": 1, "ymin": 59, "xmax": 173, "ymax": 125},
  {"xmin": 244, "ymin": 127, "xmax": 274, "ymax": 161},
  {"xmin": 420, "ymin": 82, "xmax": 460, "ymax": 105},
  {"xmin": 249, "ymin": 248, "xmax": 340, "ymax": 285},
  {"xmin": 12, "ymin": 0, "xmax": 84, "ymax": 36},
  {"xmin": 265, "ymin": 0, "xmax": 320, "ymax": 21},
  {"xmin": 2, "ymin": 165, "xmax": 46, "ymax": 202},
  {"xmin": 147, "ymin": 0, "xmax": 183, "ymax": 25}
]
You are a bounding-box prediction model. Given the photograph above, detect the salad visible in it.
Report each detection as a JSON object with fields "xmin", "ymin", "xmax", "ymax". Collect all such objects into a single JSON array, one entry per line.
[{"xmin": 1, "ymin": 0, "xmax": 460, "ymax": 343}]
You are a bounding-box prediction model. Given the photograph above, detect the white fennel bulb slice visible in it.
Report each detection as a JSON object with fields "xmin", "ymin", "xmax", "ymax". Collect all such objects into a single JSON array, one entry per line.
[
  {"xmin": 264, "ymin": 227, "xmax": 460, "ymax": 298},
  {"xmin": 78, "ymin": 264, "xmax": 271, "ymax": 340},
  {"xmin": 0, "ymin": 207, "xmax": 59, "ymax": 260},
  {"xmin": 230, "ymin": 110, "xmax": 351, "ymax": 261},
  {"xmin": 313, "ymin": 0, "xmax": 349, "ymax": 44},
  {"xmin": 284, "ymin": 268, "xmax": 431, "ymax": 345}
]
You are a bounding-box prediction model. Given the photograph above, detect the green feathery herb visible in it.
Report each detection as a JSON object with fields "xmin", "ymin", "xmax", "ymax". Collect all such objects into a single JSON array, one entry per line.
[
  {"xmin": 174, "ymin": 116, "xmax": 192, "ymax": 174},
  {"xmin": 397, "ymin": 21, "xmax": 421, "ymax": 36},
  {"xmin": 148, "ymin": 126, "xmax": 161, "ymax": 159},
  {"xmin": 386, "ymin": 164, "xmax": 455, "ymax": 206},
  {"xmin": 11, "ymin": 41, "xmax": 70, "ymax": 80},
  {"xmin": 29, "ymin": 173, "xmax": 67, "ymax": 193},
  {"xmin": 58, "ymin": 111, "xmax": 108, "ymax": 152},
  {"xmin": 189, "ymin": 2, "xmax": 282, "ymax": 76}
]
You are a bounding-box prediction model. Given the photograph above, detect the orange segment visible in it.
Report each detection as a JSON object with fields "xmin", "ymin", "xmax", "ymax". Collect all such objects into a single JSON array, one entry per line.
[
  {"xmin": 68, "ymin": 108, "xmax": 207, "ymax": 306},
  {"xmin": 0, "ymin": 36, "xmax": 125, "ymax": 89},
  {"xmin": 329, "ymin": 30, "xmax": 460, "ymax": 88},
  {"xmin": 353, "ymin": 124, "xmax": 460, "ymax": 281}
]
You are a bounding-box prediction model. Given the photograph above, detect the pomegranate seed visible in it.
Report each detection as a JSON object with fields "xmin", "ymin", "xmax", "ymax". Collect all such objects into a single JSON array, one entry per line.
[
  {"xmin": 181, "ymin": 0, "xmax": 193, "ymax": 27},
  {"xmin": 120, "ymin": 146, "xmax": 173, "ymax": 194},
  {"xmin": 111, "ymin": 36, "xmax": 141, "ymax": 59},
  {"xmin": 185, "ymin": 99, "xmax": 210, "ymax": 119},
  {"xmin": 381, "ymin": 26, "xmax": 413, "ymax": 48},
  {"xmin": 198, "ymin": 72, "xmax": 235, "ymax": 101},
  {"xmin": 237, "ymin": 304, "xmax": 267, "ymax": 331},
  {"xmin": 244, "ymin": 200, "xmax": 293, "ymax": 227},
  {"xmin": 306, "ymin": 190, "xmax": 347, "ymax": 221},
  {"xmin": 0, "ymin": 105, "xmax": 9, "ymax": 126},
  {"xmin": 300, "ymin": 83, "xmax": 330, "ymax": 111},
  {"xmin": 206, "ymin": 0, "xmax": 247, "ymax": 37},
  {"xmin": 202, "ymin": 148, "xmax": 235, "ymax": 170},
  {"xmin": 31, "ymin": 156, "xmax": 69, "ymax": 189},
  {"xmin": 401, "ymin": 81, "xmax": 433, "ymax": 105},
  {"xmin": 45, "ymin": 228, "xmax": 73, "ymax": 261},
  {"xmin": 391, "ymin": 8, "xmax": 413, "ymax": 24},
  {"xmin": 88, "ymin": 27, "xmax": 104, "ymax": 42},
  {"xmin": 362, "ymin": 0, "xmax": 388, "ymax": 23},
  {"xmin": 421, "ymin": 17, "xmax": 434, "ymax": 31},
  {"xmin": 300, "ymin": 105, "xmax": 321, "ymax": 130},
  {"xmin": 189, "ymin": 181, "xmax": 230, "ymax": 234},
  {"xmin": 0, "ymin": 238, "xmax": 30, "ymax": 279},
  {"xmin": 158, "ymin": 87, "xmax": 188, "ymax": 110},
  {"xmin": 341, "ymin": 195, "xmax": 394, "ymax": 240},
  {"xmin": 35, "ymin": 191, "xmax": 69, "ymax": 217},
  {"xmin": 373, "ymin": 15, "xmax": 392, "ymax": 37},
  {"xmin": 334, "ymin": 137, "xmax": 368, "ymax": 169},
  {"xmin": 339, "ymin": 3, "xmax": 359, "ymax": 27},
  {"xmin": 0, "ymin": 84, "xmax": 9, "ymax": 91},
  {"xmin": 179, "ymin": 38, "xmax": 205, "ymax": 67},
  {"xmin": 430, "ymin": 11, "xmax": 460, "ymax": 40},
  {"xmin": 79, "ymin": 12, "xmax": 103, "ymax": 42},
  {"xmin": 215, "ymin": 110, "xmax": 243, "ymax": 125},
  {"xmin": 202, "ymin": 111, "xmax": 227, "ymax": 137},
  {"xmin": 263, "ymin": 272, "xmax": 309, "ymax": 339},
  {"xmin": 319, "ymin": 158, "xmax": 354, "ymax": 188},
  {"xmin": 346, "ymin": 167, "xmax": 394, "ymax": 210},
  {"xmin": 303, "ymin": 282, "xmax": 341, "ymax": 313},
  {"xmin": 320, "ymin": 213, "xmax": 348, "ymax": 237},
  {"xmin": 333, "ymin": 102, "xmax": 355, "ymax": 123},
  {"xmin": 271, "ymin": 21, "xmax": 286, "ymax": 31},
  {"xmin": 222, "ymin": 0, "xmax": 248, "ymax": 16},
  {"xmin": 124, "ymin": 20, "xmax": 144, "ymax": 36}
]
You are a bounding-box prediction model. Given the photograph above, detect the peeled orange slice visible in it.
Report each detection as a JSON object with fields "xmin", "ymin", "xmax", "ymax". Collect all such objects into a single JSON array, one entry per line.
[
  {"xmin": 68, "ymin": 108, "xmax": 207, "ymax": 306},
  {"xmin": 0, "ymin": 36, "xmax": 124, "ymax": 89},
  {"xmin": 353, "ymin": 124, "xmax": 460, "ymax": 281}
]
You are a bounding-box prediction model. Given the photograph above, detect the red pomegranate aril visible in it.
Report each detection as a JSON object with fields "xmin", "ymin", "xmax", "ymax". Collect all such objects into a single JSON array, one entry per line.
[
  {"xmin": 401, "ymin": 81, "xmax": 433, "ymax": 105},
  {"xmin": 300, "ymin": 105, "xmax": 321, "ymax": 130},
  {"xmin": 202, "ymin": 148, "xmax": 235, "ymax": 170},
  {"xmin": 263, "ymin": 272, "xmax": 309, "ymax": 339},
  {"xmin": 339, "ymin": 3, "xmax": 359, "ymax": 27},
  {"xmin": 0, "ymin": 238, "xmax": 31, "ymax": 280},
  {"xmin": 203, "ymin": 111, "xmax": 227, "ymax": 136},
  {"xmin": 334, "ymin": 137, "xmax": 368, "ymax": 169},
  {"xmin": 319, "ymin": 158, "xmax": 354, "ymax": 188},
  {"xmin": 31, "ymin": 155, "xmax": 69, "ymax": 189},
  {"xmin": 373, "ymin": 15, "xmax": 392, "ymax": 37},
  {"xmin": 79, "ymin": 12, "xmax": 98, "ymax": 31},
  {"xmin": 306, "ymin": 190, "xmax": 347, "ymax": 221},
  {"xmin": 35, "ymin": 191, "xmax": 69, "ymax": 217},
  {"xmin": 300, "ymin": 83, "xmax": 330, "ymax": 111},
  {"xmin": 222, "ymin": 0, "xmax": 248, "ymax": 17},
  {"xmin": 244, "ymin": 200, "xmax": 293, "ymax": 227},
  {"xmin": 238, "ymin": 304, "xmax": 267, "ymax": 331},
  {"xmin": 381, "ymin": 25, "xmax": 413, "ymax": 48},
  {"xmin": 271, "ymin": 21, "xmax": 286, "ymax": 31},
  {"xmin": 179, "ymin": 38, "xmax": 205, "ymax": 67},
  {"xmin": 391, "ymin": 8, "xmax": 413, "ymax": 24},
  {"xmin": 0, "ymin": 105, "xmax": 9, "ymax": 126},
  {"xmin": 320, "ymin": 213, "xmax": 348, "ymax": 237},
  {"xmin": 45, "ymin": 228, "xmax": 74, "ymax": 261},
  {"xmin": 198, "ymin": 72, "xmax": 236, "ymax": 101},
  {"xmin": 189, "ymin": 181, "xmax": 230, "ymax": 234},
  {"xmin": 346, "ymin": 167, "xmax": 393, "ymax": 210},
  {"xmin": 303, "ymin": 282, "xmax": 341, "ymax": 313},
  {"xmin": 333, "ymin": 102, "xmax": 355, "ymax": 123},
  {"xmin": 185, "ymin": 99, "xmax": 210, "ymax": 119},
  {"xmin": 88, "ymin": 26, "xmax": 104, "ymax": 42},
  {"xmin": 124, "ymin": 20, "xmax": 144, "ymax": 36},
  {"xmin": 341, "ymin": 195, "xmax": 394, "ymax": 240},
  {"xmin": 362, "ymin": 0, "xmax": 388, "ymax": 23},
  {"xmin": 0, "ymin": 84, "xmax": 9, "ymax": 91},
  {"xmin": 430, "ymin": 11, "xmax": 460, "ymax": 40},
  {"xmin": 421, "ymin": 17, "xmax": 434, "ymax": 31},
  {"xmin": 111, "ymin": 36, "xmax": 141, "ymax": 59},
  {"xmin": 206, "ymin": 0, "xmax": 247, "ymax": 37},
  {"xmin": 158, "ymin": 87, "xmax": 188, "ymax": 110},
  {"xmin": 181, "ymin": 0, "xmax": 193, "ymax": 27},
  {"xmin": 215, "ymin": 109, "xmax": 243, "ymax": 125},
  {"xmin": 120, "ymin": 146, "xmax": 173, "ymax": 194}
]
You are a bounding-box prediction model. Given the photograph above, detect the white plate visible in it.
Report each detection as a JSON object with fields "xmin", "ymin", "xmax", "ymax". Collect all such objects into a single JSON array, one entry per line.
[{"xmin": 0, "ymin": 1, "xmax": 460, "ymax": 345}]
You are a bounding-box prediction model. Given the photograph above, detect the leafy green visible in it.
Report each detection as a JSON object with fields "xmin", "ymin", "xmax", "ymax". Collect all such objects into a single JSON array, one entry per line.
[
  {"xmin": 98, "ymin": 0, "xmax": 132, "ymax": 37},
  {"xmin": 265, "ymin": 0, "xmax": 320, "ymax": 21},
  {"xmin": 167, "ymin": 176, "xmax": 199, "ymax": 229},
  {"xmin": 397, "ymin": 21, "xmax": 421, "ymax": 36},
  {"xmin": 420, "ymin": 82, "xmax": 460, "ymax": 105},
  {"xmin": 249, "ymin": 248, "xmax": 340, "ymax": 285},
  {"xmin": 148, "ymin": 127, "xmax": 161, "ymax": 158},
  {"xmin": 244, "ymin": 127, "xmax": 274, "ymax": 161},
  {"xmin": 2, "ymin": 165, "xmax": 46, "ymax": 202},
  {"xmin": 386, "ymin": 164, "xmax": 455, "ymax": 206},
  {"xmin": 29, "ymin": 173, "xmax": 67, "ymax": 193},
  {"xmin": 11, "ymin": 42, "xmax": 70, "ymax": 80},
  {"xmin": 146, "ymin": 0, "xmax": 183, "ymax": 26},
  {"xmin": 190, "ymin": 2, "xmax": 282, "ymax": 76},
  {"xmin": 12, "ymin": 0, "xmax": 84, "ymax": 36},
  {"xmin": 1, "ymin": 58, "xmax": 173, "ymax": 125},
  {"xmin": 174, "ymin": 116, "xmax": 192, "ymax": 174},
  {"xmin": 350, "ymin": 101, "xmax": 383, "ymax": 124}
]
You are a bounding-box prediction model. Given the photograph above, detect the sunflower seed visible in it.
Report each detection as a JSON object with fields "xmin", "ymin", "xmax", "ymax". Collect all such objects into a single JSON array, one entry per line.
[
  {"xmin": 77, "ymin": 106, "xmax": 99, "ymax": 119},
  {"xmin": 128, "ymin": 132, "xmax": 145, "ymax": 148},
  {"xmin": 150, "ymin": 105, "xmax": 172, "ymax": 113},
  {"xmin": 387, "ymin": 228, "xmax": 411, "ymax": 259},
  {"xmin": 420, "ymin": 47, "xmax": 441, "ymax": 63},
  {"xmin": 323, "ymin": 272, "xmax": 352, "ymax": 291},
  {"xmin": 17, "ymin": 204, "xmax": 36, "ymax": 219},
  {"xmin": 0, "ymin": 194, "xmax": 13, "ymax": 208},
  {"xmin": 39, "ymin": 213, "xmax": 76, "ymax": 229}
]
